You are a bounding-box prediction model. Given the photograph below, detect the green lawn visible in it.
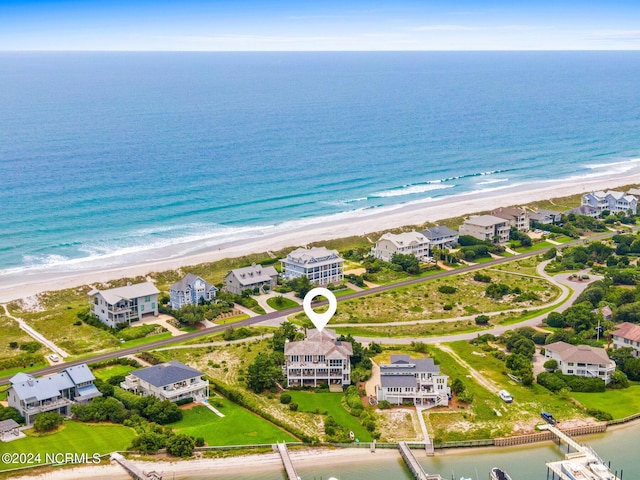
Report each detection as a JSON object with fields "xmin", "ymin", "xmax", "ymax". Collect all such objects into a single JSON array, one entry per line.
[
  {"xmin": 118, "ymin": 332, "xmax": 173, "ymax": 349},
  {"xmin": 266, "ymin": 296, "xmax": 299, "ymax": 310},
  {"xmin": 512, "ymin": 241, "xmax": 556, "ymax": 253},
  {"xmin": 0, "ymin": 421, "xmax": 136, "ymax": 471},
  {"xmin": 572, "ymin": 385, "xmax": 640, "ymax": 419},
  {"xmin": 92, "ymin": 364, "xmax": 136, "ymax": 381},
  {"xmin": 288, "ymin": 391, "xmax": 371, "ymax": 441},
  {"xmin": 333, "ymin": 288, "xmax": 356, "ymax": 297},
  {"xmin": 171, "ymin": 401, "xmax": 296, "ymax": 445}
]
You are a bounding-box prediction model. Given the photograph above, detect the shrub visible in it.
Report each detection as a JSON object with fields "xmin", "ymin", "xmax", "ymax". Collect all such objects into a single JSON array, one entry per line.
[
  {"xmin": 19, "ymin": 341, "xmax": 42, "ymax": 353},
  {"xmin": 280, "ymin": 393, "xmax": 292, "ymax": 404},
  {"xmin": 543, "ymin": 359, "xmax": 558, "ymax": 371},
  {"xmin": 33, "ymin": 412, "xmax": 64, "ymax": 432},
  {"xmin": 175, "ymin": 397, "xmax": 194, "ymax": 406},
  {"xmin": 195, "ymin": 437, "xmax": 205, "ymax": 447},
  {"xmin": 378, "ymin": 400, "xmax": 392, "ymax": 410},
  {"xmin": 485, "ymin": 283, "xmax": 510, "ymax": 299},
  {"xmin": 166, "ymin": 434, "xmax": 195, "ymax": 457},
  {"xmin": 473, "ymin": 272, "xmax": 492, "ymax": 283},
  {"xmin": 475, "ymin": 315, "xmax": 490, "ymax": 325},
  {"xmin": 289, "ymin": 402, "xmax": 299, "ymax": 412},
  {"xmin": 438, "ymin": 285, "xmax": 457, "ymax": 294},
  {"xmin": 586, "ymin": 408, "xmax": 613, "ymax": 422}
]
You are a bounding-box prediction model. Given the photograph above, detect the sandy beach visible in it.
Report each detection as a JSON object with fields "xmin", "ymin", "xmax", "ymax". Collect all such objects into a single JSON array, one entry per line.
[{"xmin": 2, "ymin": 168, "xmax": 640, "ymax": 304}]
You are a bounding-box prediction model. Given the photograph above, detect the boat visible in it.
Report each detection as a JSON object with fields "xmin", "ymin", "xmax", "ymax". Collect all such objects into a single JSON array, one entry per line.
[
  {"xmin": 490, "ymin": 467, "xmax": 513, "ymax": 480},
  {"xmin": 349, "ymin": 431, "xmax": 355, "ymax": 440}
]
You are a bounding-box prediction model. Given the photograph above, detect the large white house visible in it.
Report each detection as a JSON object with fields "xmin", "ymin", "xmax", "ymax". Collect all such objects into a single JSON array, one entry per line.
[
  {"xmin": 169, "ymin": 273, "xmax": 217, "ymax": 310},
  {"xmin": 491, "ymin": 207, "xmax": 529, "ymax": 232},
  {"xmin": 7, "ymin": 364, "xmax": 101, "ymax": 425},
  {"xmin": 581, "ymin": 190, "xmax": 637, "ymax": 216},
  {"xmin": 224, "ymin": 263, "xmax": 278, "ymax": 295},
  {"xmin": 376, "ymin": 354, "xmax": 449, "ymax": 408},
  {"xmin": 459, "ymin": 215, "xmax": 510, "ymax": 244},
  {"xmin": 284, "ymin": 328, "xmax": 352, "ymax": 388},
  {"xmin": 89, "ymin": 282, "xmax": 159, "ymax": 327},
  {"xmin": 120, "ymin": 360, "xmax": 209, "ymax": 402},
  {"xmin": 420, "ymin": 226, "xmax": 459, "ymax": 249},
  {"xmin": 373, "ymin": 231, "xmax": 430, "ymax": 262},
  {"xmin": 544, "ymin": 342, "xmax": 616, "ymax": 385},
  {"xmin": 611, "ymin": 322, "xmax": 640, "ymax": 358},
  {"xmin": 281, "ymin": 247, "xmax": 344, "ymax": 286}
]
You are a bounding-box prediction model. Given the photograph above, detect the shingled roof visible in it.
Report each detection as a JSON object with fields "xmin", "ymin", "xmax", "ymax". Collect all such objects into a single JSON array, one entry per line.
[
  {"xmin": 612, "ymin": 322, "xmax": 640, "ymax": 343},
  {"xmin": 129, "ymin": 361, "xmax": 204, "ymax": 388}
]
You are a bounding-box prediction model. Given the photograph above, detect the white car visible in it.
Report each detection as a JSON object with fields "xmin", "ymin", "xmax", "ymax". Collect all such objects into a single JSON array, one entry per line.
[
  {"xmin": 48, "ymin": 354, "xmax": 60, "ymax": 362},
  {"xmin": 498, "ymin": 389, "xmax": 513, "ymax": 403}
]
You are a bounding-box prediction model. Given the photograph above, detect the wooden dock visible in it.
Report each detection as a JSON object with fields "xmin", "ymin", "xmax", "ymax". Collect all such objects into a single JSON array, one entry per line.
[
  {"xmin": 275, "ymin": 442, "xmax": 299, "ymax": 480},
  {"xmin": 111, "ymin": 453, "xmax": 162, "ymax": 480},
  {"xmin": 398, "ymin": 442, "xmax": 441, "ymax": 480}
]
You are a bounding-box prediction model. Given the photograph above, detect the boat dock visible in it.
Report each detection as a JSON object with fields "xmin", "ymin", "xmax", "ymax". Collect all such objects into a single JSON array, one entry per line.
[
  {"xmin": 275, "ymin": 442, "xmax": 299, "ymax": 480},
  {"xmin": 110, "ymin": 453, "xmax": 162, "ymax": 480},
  {"xmin": 397, "ymin": 442, "xmax": 442, "ymax": 480},
  {"xmin": 542, "ymin": 426, "xmax": 622, "ymax": 480}
]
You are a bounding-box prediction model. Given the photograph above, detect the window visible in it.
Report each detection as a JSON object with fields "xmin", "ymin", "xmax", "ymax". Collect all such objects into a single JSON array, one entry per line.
[
  {"xmin": 145, "ymin": 295, "xmax": 151, "ymax": 302},
  {"xmin": 151, "ymin": 303, "xmax": 155, "ymax": 309},
  {"xmin": 291, "ymin": 355, "xmax": 299, "ymax": 362},
  {"xmin": 304, "ymin": 355, "xmax": 313, "ymax": 362},
  {"xmin": 140, "ymin": 305, "xmax": 144, "ymax": 311}
]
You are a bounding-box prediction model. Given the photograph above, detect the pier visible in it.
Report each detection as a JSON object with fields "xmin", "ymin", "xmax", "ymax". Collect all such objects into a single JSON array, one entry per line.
[
  {"xmin": 275, "ymin": 442, "xmax": 300, "ymax": 480},
  {"xmin": 397, "ymin": 442, "xmax": 442, "ymax": 480},
  {"xmin": 541, "ymin": 425, "xmax": 622, "ymax": 480},
  {"xmin": 110, "ymin": 453, "xmax": 162, "ymax": 480}
]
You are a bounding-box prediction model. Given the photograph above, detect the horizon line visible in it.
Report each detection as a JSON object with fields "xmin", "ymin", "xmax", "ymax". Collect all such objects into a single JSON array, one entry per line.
[{"xmin": 1, "ymin": 48, "xmax": 639, "ymax": 53}]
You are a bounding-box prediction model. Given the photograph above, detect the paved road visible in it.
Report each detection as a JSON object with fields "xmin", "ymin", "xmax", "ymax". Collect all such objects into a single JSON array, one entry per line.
[{"xmin": 0, "ymin": 231, "xmax": 613, "ymax": 385}]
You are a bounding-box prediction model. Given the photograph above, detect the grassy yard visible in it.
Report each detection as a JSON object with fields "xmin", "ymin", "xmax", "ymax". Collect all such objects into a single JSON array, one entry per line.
[
  {"xmin": 92, "ymin": 364, "xmax": 136, "ymax": 382},
  {"xmin": 0, "ymin": 315, "xmax": 37, "ymax": 360},
  {"xmin": 333, "ymin": 320, "xmax": 485, "ymax": 339},
  {"xmin": 0, "ymin": 421, "xmax": 136, "ymax": 471},
  {"xmin": 288, "ymin": 391, "xmax": 372, "ymax": 441},
  {"xmin": 333, "ymin": 288, "xmax": 356, "ymax": 297},
  {"xmin": 572, "ymin": 385, "xmax": 640, "ymax": 419},
  {"xmin": 266, "ymin": 296, "xmax": 299, "ymax": 310},
  {"xmin": 172, "ymin": 402, "xmax": 297, "ymax": 445},
  {"xmin": 118, "ymin": 331, "xmax": 173, "ymax": 349},
  {"xmin": 511, "ymin": 240, "xmax": 556, "ymax": 254}
]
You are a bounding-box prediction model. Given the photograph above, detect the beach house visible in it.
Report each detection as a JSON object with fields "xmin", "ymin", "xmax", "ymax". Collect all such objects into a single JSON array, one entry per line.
[
  {"xmin": 544, "ymin": 342, "xmax": 616, "ymax": 385},
  {"xmin": 224, "ymin": 263, "xmax": 278, "ymax": 295},
  {"xmin": 373, "ymin": 231, "xmax": 430, "ymax": 262},
  {"xmin": 581, "ymin": 190, "xmax": 638, "ymax": 216},
  {"xmin": 281, "ymin": 247, "xmax": 344, "ymax": 286},
  {"xmin": 491, "ymin": 207, "xmax": 530, "ymax": 232},
  {"xmin": 284, "ymin": 328, "xmax": 352, "ymax": 388},
  {"xmin": 529, "ymin": 209, "xmax": 562, "ymax": 225},
  {"xmin": 459, "ymin": 215, "xmax": 510, "ymax": 244},
  {"xmin": 7, "ymin": 364, "xmax": 101, "ymax": 425},
  {"xmin": 120, "ymin": 360, "xmax": 209, "ymax": 402},
  {"xmin": 566, "ymin": 205, "xmax": 599, "ymax": 218},
  {"xmin": 89, "ymin": 281, "xmax": 159, "ymax": 327},
  {"xmin": 420, "ymin": 226, "xmax": 459, "ymax": 249},
  {"xmin": 169, "ymin": 273, "xmax": 217, "ymax": 310},
  {"xmin": 611, "ymin": 322, "xmax": 640, "ymax": 358},
  {"xmin": 376, "ymin": 354, "xmax": 449, "ymax": 407}
]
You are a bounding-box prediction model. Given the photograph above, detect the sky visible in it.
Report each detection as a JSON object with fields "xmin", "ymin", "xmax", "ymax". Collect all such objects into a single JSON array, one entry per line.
[{"xmin": 0, "ymin": 0, "xmax": 639, "ymax": 51}]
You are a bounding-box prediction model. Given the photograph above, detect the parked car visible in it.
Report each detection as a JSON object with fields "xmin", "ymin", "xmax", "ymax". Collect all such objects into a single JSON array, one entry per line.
[
  {"xmin": 48, "ymin": 354, "xmax": 60, "ymax": 362},
  {"xmin": 541, "ymin": 411, "xmax": 557, "ymax": 425},
  {"xmin": 498, "ymin": 390, "xmax": 513, "ymax": 403}
]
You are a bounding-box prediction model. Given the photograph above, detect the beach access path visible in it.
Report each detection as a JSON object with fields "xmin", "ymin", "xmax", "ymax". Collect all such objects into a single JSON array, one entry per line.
[{"xmin": 0, "ymin": 231, "xmax": 612, "ymax": 385}]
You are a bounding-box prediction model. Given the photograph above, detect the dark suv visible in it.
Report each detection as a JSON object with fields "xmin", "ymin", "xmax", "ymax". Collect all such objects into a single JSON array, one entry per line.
[{"xmin": 541, "ymin": 411, "xmax": 557, "ymax": 425}]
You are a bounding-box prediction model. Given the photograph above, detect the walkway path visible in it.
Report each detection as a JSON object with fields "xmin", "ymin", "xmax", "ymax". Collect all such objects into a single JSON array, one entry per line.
[
  {"xmin": 438, "ymin": 344, "xmax": 500, "ymax": 393},
  {"xmin": 202, "ymin": 401, "xmax": 225, "ymax": 417},
  {"xmin": 233, "ymin": 304, "xmax": 259, "ymax": 317},
  {"xmin": 1, "ymin": 304, "xmax": 70, "ymax": 359},
  {"xmin": 136, "ymin": 314, "xmax": 185, "ymax": 336}
]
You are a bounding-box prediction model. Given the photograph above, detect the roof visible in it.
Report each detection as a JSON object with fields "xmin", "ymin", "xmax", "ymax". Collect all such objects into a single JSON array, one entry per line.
[
  {"xmin": 284, "ymin": 247, "xmax": 343, "ymax": 266},
  {"xmin": 64, "ymin": 364, "xmax": 96, "ymax": 385},
  {"xmin": 491, "ymin": 207, "xmax": 526, "ymax": 220},
  {"xmin": 379, "ymin": 354, "xmax": 440, "ymax": 375},
  {"xmin": 546, "ymin": 342, "xmax": 613, "ymax": 365},
  {"xmin": 285, "ymin": 329, "xmax": 352, "ymax": 358},
  {"xmin": 0, "ymin": 419, "xmax": 20, "ymax": 432},
  {"xmin": 9, "ymin": 364, "xmax": 97, "ymax": 403},
  {"xmin": 463, "ymin": 215, "xmax": 509, "ymax": 227},
  {"xmin": 226, "ymin": 264, "xmax": 278, "ymax": 286},
  {"xmin": 377, "ymin": 231, "xmax": 428, "ymax": 248},
  {"xmin": 421, "ymin": 226, "xmax": 458, "ymax": 240},
  {"xmin": 567, "ymin": 205, "xmax": 598, "ymax": 215},
  {"xmin": 170, "ymin": 273, "xmax": 217, "ymax": 293},
  {"xmin": 612, "ymin": 322, "xmax": 640, "ymax": 343},
  {"xmin": 129, "ymin": 361, "xmax": 204, "ymax": 388},
  {"xmin": 380, "ymin": 375, "xmax": 418, "ymax": 389},
  {"xmin": 88, "ymin": 282, "xmax": 159, "ymax": 305}
]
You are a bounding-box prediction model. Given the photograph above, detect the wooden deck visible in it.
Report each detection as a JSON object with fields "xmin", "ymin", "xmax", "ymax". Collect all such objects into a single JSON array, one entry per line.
[
  {"xmin": 397, "ymin": 442, "xmax": 441, "ymax": 480},
  {"xmin": 275, "ymin": 442, "xmax": 299, "ymax": 480},
  {"xmin": 111, "ymin": 453, "xmax": 162, "ymax": 480}
]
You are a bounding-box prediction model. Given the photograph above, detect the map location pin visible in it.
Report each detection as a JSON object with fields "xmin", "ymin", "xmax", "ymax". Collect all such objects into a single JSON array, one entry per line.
[{"xmin": 303, "ymin": 287, "xmax": 337, "ymax": 332}]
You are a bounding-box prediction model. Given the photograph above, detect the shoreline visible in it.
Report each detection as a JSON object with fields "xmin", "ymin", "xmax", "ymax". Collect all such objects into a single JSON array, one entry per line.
[
  {"xmin": 15, "ymin": 418, "xmax": 640, "ymax": 480},
  {"xmin": 3, "ymin": 168, "xmax": 640, "ymax": 304}
]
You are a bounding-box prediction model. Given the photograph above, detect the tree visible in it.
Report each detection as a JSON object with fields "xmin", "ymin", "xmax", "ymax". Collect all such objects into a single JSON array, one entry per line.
[
  {"xmin": 247, "ymin": 352, "xmax": 283, "ymax": 392},
  {"xmin": 451, "ymin": 378, "xmax": 465, "ymax": 395},
  {"xmin": 131, "ymin": 432, "xmax": 165, "ymax": 454},
  {"xmin": 510, "ymin": 338, "xmax": 535, "ymax": 358},
  {"xmin": 543, "ymin": 359, "xmax": 558, "ymax": 371},
  {"xmin": 475, "ymin": 315, "xmax": 490, "ymax": 325},
  {"xmin": 545, "ymin": 312, "xmax": 566, "ymax": 328},
  {"xmin": 608, "ymin": 370, "xmax": 629, "ymax": 389},
  {"xmin": 615, "ymin": 302, "xmax": 640, "ymax": 323},
  {"xmin": 33, "ymin": 412, "xmax": 64, "ymax": 432},
  {"xmin": 609, "ymin": 347, "xmax": 635, "ymax": 372},
  {"xmin": 505, "ymin": 354, "xmax": 530, "ymax": 372},
  {"xmin": 391, "ymin": 252, "xmax": 421, "ymax": 274},
  {"xmin": 166, "ymin": 434, "xmax": 195, "ymax": 457},
  {"xmin": 623, "ymin": 357, "xmax": 640, "ymax": 381},
  {"xmin": 562, "ymin": 302, "xmax": 598, "ymax": 333}
]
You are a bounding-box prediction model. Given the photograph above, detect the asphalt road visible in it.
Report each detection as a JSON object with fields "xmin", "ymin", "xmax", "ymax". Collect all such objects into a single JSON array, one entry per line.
[{"xmin": 0, "ymin": 230, "xmax": 615, "ymax": 385}]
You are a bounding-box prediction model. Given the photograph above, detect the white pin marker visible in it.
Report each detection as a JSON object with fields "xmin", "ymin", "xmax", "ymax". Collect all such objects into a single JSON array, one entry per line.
[{"xmin": 303, "ymin": 287, "xmax": 337, "ymax": 332}]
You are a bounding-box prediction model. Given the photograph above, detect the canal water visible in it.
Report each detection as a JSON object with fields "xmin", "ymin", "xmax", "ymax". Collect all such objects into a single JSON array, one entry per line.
[{"xmin": 203, "ymin": 423, "xmax": 637, "ymax": 480}]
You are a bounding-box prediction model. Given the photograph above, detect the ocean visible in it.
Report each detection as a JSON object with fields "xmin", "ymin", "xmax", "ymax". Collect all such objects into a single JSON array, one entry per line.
[{"xmin": 1, "ymin": 51, "xmax": 640, "ymax": 275}]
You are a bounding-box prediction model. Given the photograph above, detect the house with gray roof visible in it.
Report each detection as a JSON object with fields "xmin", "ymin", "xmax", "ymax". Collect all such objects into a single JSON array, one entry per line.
[
  {"xmin": 491, "ymin": 207, "xmax": 530, "ymax": 232},
  {"xmin": 582, "ymin": 190, "xmax": 637, "ymax": 215},
  {"xmin": 376, "ymin": 354, "xmax": 449, "ymax": 408},
  {"xmin": 459, "ymin": 215, "xmax": 510, "ymax": 244},
  {"xmin": 170, "ymin": 273, "xmax": 217, "ymax": 310},
  {"xmin": 373, "ymin": 231, "xmax": 430, "ymax": 262},
  {"xmin": 7, "ymin": 364, "xmax": 101, "ymax": 425},
  {"xmin": 224, "ymin": 263, "xmax": 278, "ymax": 295},
  {"xmin": 529, "ymin": 208, "xmax": 562, "ymax": 225},
  {"xmin": 281, "ymin": 247, "xmax": 344, "ymax": 286},
  {"xmin": 89, "ymin": 281, "xmax": 159, "ymax": 328},
  {"xmin": 421, "ymin": 226, "xmax": 459, "ymax": 249},
  {"xmin": 284, "ymin": 328, "xmax": 352, "ymax": 388},
  {"xmin": 566, "ymin": 205, "xmax": 599, "ymax": 218},
  {"xmin": 120, "ymin": 360, "xmax": 209, "ymax": 402},
  {"xmin": 544, "ymin": 342, "xmax": 616, "ymax": 385}
]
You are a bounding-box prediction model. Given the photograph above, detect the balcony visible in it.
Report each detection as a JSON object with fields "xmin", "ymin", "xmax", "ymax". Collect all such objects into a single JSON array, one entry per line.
[{"xmin": 24, "ymin": 397, "xmax": 72, "ymax": 414}]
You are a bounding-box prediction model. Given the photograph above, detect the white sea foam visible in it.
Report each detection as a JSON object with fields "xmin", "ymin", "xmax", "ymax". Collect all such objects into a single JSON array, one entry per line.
[
  {"xmin": 476, "ymin": 178, "xmax": 509, "ymax": 185},
  {"xmin": 585, "ymin": 158, "xmax": 640, "ymax": 170},
  {"xmin": 371, "ymin": 183, "xmax": 453, "ymax": 198}
]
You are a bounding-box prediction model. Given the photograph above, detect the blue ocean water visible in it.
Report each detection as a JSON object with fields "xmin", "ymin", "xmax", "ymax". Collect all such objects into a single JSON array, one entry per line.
[{"xmin": 1, "ymin": 51, "xmax": 640, "ymax": 275}]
